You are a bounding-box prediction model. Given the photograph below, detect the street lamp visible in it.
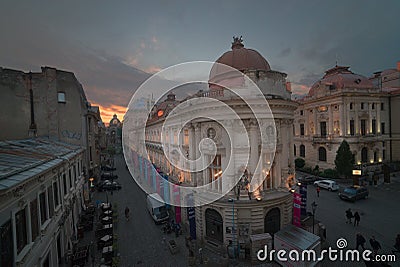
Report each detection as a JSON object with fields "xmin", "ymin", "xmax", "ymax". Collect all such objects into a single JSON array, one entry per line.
[
  {"xmin": 311, "ymin": 201, "xmax": 318, "ymax": 234},
  {"xmin": 228, "ymin": 198, "xmax": 238, "ymax": 258}
]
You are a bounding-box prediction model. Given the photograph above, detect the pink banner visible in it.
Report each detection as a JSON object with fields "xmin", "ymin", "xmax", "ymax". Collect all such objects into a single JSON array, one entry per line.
[{"xmin": 293, "ymin": 192, "xmax": 301, "ymax": 227}]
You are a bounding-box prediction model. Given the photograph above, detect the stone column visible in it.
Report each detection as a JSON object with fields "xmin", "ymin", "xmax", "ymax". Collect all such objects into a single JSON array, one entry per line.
[
  {"xmin": 355, "ymin": 106, "xmax": 359, "ymax": 135},
  {"xmin": 313, "ymin": 108, "xmax": 318, "ymax": 135},
  {"xmin": 194, "ymin": 123, "xmax": 202, "ymax": 186},
  {"xmin": 188, "ymin": 124, "xmax": 196, "ymax": 186},
  {"xmin": 305, "ymin": 109, "xmax": 309, "ymax": 136},
  {"xmin": 368, "ymin": 103, "xmax": 373, "ymax": 134},
  {"xmin": 249, "ymin": 119, "xmax": 259, "ymax": 179},
  {"xmin": 288, "ymin": 119, "xmax": 294, "ymax": 169},
  {"xmin": 328, "ymin": 105, "xmax": 333, "ymax": 136},
  {"xmin": 340, "ymin": 103, "xmax": 345, "ymax": 136},
  {"xmin": 377, "ymin": 102, "xmax": 381, "ymax": 134}
]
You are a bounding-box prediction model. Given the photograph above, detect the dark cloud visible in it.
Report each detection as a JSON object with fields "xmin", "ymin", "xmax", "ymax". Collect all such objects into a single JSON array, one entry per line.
[{"xmin": 279, "ymin": 47, "xmax": 291, "ymax": 58}]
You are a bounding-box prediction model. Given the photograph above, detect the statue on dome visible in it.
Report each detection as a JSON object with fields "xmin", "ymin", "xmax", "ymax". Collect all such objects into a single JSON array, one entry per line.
[{"xmin": 231, "ymin": 36, "xmax": 244, "ymax": 49}]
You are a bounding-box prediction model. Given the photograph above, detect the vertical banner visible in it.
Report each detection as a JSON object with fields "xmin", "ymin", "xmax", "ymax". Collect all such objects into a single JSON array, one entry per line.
[
  {"xmin": 163, "ymin": 175, "xmax": 170, "ymax": 208},
  {"xmin": 293, "ymin": 192, "xmax": 301, "ymax": 227},
  {"xmin": 173, "ymin": 184, "xmax": 181, "ymax": 223},
  {"xmin": 299, "ymin": 184, "xmax": 308, "ymax": 216},
  {"xmin": 187, "ymin": 193, "xmax": 196, "ymax": 240}
]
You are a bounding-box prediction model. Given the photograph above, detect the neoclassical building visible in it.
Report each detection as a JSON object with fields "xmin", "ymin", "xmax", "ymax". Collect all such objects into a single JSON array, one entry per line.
[
  {"xmin": 141, "ymin": 38, "xmax": 298, "ymax": 258},
  {"xmin": 294, "ymin": 65, "xmax": 391, "ymax": 170}
]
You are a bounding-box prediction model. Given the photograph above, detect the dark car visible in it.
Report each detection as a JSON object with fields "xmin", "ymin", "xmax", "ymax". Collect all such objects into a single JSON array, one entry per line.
[
  {"xmin": 297, "ymin": 176, "xmax": 316, "ymax": 185},
  {"xmin": 98, "ymin": 181, "xmax": 122, "ymax": 191},
  {"xmin": 101, "ymin": 165, "xmax": 116, "ymax": 171},
  {"xmin": 101, "ymin": 172, "xmax": 118, "ymax": 180},
  {"xmin": 339, "ymin": 186, "xmax": 369, "ymax": 202}
]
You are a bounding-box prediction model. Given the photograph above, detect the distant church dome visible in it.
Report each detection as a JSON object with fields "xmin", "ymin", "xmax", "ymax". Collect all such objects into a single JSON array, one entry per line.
[
  {"xmin": 110, "ymin": 114, "xmax": 121, "ymax": 126},
  {"xmin": 308, "ymin": 66, "xmax": 375, "ymax": 97}
]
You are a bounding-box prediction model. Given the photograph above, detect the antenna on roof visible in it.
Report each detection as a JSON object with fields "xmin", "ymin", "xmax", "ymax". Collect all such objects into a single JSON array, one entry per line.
[{"xmin": 335, "ymin": 53, "xmax": 339, "ymax": 67}]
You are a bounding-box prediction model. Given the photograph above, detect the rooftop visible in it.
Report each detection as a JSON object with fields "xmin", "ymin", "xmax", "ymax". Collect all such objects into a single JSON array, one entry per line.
[{"xmin": 0, "ymin": 138, "xmax": 83, "ymax": 191}]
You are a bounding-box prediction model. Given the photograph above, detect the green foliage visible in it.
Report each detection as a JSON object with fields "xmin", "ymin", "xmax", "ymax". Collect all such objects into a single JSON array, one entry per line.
[
  {"xmin": 335, "ymin": 140, "xmax": 355, "ymax": 178},
  {"xmin": 302, "ymin": 166, "xmax": 312, "ymax": 173},
  {"xmin": 295, "ymin": 158, "xmax": 306, "ymax": 169},
  {"xmin": 313, "ymin": 165, "xmax": 320, "ymax": 175},
  {"xmin": 320, "ymin": 168, "xmax": 339, "ymax": 178}
]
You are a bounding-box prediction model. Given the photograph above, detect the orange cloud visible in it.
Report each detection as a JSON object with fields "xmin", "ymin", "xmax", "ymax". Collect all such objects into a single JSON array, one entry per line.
[
  {"xmin": 291, "ymin": 83, "xmax": 310, "ymax": 95},
  {"xmin": 145, "ymin": 65, "xmax": 162, "ymax": 74},
  {"xmin": 91, "ymin": 102, "xmax": 127, "ymax": 125}
]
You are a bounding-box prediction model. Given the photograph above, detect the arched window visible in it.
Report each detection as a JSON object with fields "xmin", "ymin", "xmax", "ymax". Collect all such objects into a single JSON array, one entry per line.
[
  {"xmin": 319, "ymin": 147, "xmax": 327, "ymax": 162},
  {"xmin": 205, "ymin": 209, "xmax": 223, "ymax": 243},
  {"xmin": 300, "ymin": 145, "xmax": 305, "ymax": 157},
  {"xmin": 361, "ymin": 148, "xmax": 368, "ymax": 163},
  {"xmin": 264, "ymin": 208, "xmax": 281, "ymax": 235}
]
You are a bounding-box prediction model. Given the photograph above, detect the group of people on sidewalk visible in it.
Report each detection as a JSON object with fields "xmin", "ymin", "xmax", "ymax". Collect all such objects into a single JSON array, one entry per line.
[{"xmin": 345, "ymin": 208, "xmax": 361, "ymax": 226}]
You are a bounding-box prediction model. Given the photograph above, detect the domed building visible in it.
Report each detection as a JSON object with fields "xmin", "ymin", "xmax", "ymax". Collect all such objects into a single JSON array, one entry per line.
[
  {"xmin": 294, "ymin": 65, "xmax": 391, "ymax": 172},
  {"xmin": 107, "ymin": 114, "xmax": 122, "ymax": 152},
  {"xmin": 142, "ymin": 37, "xmax": 298, "ymax": 260}
]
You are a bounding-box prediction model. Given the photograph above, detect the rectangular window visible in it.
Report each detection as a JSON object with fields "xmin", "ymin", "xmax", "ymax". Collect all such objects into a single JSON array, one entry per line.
[
  {"xmin": 53, "ymin": 181, "xmax": 59, "ymax": 207},
  {"xmin": 30, "ymin": 199, "xmax": 39, "ymax": 241},
  {"xmin": 0, "ymin": 220, "xmax": 13, "ymax": 266},
  {"xmin": 16, "ymin": 209, "xmax": 27, "ymax": 254},
  {"xmin": 320, "ymin": 121, "xmax": 327, "ymax": 137},
  {"xmin": 372, "ymin": 119, "xmax": 376, "ymax": 135},
  {"xmin": 372, "ymin": 103, "xmax": 375, "ymax": 110},
  {"xmin": 47, "ymin": 186, "xmax": 54, "ymax": 218},
  {"xmin": 361, "ymin": 102, "xmax": 364, "ymax": 110},
  {"xmin": 383, "ymin": 150, "xmax": 386, "ymax": 160},
  {"xmin": 300, "ymin": 124, "xmax": 304, "ymax": 136},
  {"xmin": 374, "ymin": 151, "xmax": 377, "ymax": 163},
  {"xmin": 184, "ymin": 129, "xmax": 189, "ymax": 145},
  {"xmin": 88, "ymin": 117, "xmax": 92, "ymax": 133},
  {"xmin": 39, "ymin": 192, "xmax": 48, "ymax": 224},
  {"xmin": 57, "ymin": 92, "xmax": 66, "ymax": 103},
  {"xmin": 361, "ymin": 120, "xmax": 366, "ymax": 136},
  {"xmin": 350, "ymin": 103, "xmax": 353, "ymax": 110},
  {"xmin": 350, "ymin": 120, "xmax": 355, "ymax": 136},
  {"xmin": 69, "ymin": 169, "xmax": 72, "ymax": 189},
  {"xmin": 63, "ymin": 174, "xmax": 67, "ymax": 196},
  {"xmin": 381, "ymin": 122, "xmax": 385, "ymax": 134},
  {"xmin": 300, "ymin": 110, "xmax": 304, "ymax": 116},
  {"xmin": 208, "ymin": 155, "xmax": 222, "ymax": 191},
  {"xmin": 89, "ymin": 146, "xmax": 93, "ymax": 162},
  {"xmin": 381, "ymin": 103, "xmax": 384, "ymax": 110}
]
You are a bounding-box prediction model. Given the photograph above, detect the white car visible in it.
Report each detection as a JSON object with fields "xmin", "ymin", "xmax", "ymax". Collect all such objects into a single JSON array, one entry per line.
[{"xmin": 313, "ymin": 180, "xmax": 339, "ymax": 191}]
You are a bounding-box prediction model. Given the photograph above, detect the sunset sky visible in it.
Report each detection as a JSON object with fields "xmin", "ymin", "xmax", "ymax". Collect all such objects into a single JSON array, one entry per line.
[{"xmin": 1, "ymin": 0, "xmax": 399, "ymax": 123}]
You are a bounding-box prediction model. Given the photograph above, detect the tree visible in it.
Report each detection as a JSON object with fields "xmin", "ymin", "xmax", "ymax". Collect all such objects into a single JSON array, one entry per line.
[
  {"xmin": 295, "ymin": 158, "xmax": 305, "ymax": 169},
  {"xmin": 335, "ymin": 140, "xmax": 355, "ymax": 178}
]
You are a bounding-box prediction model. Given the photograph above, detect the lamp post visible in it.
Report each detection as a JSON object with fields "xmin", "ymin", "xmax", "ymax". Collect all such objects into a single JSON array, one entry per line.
[
  {"xmin": 311, "ymin": 201, "xmax": 318, "ymax": 234},
  {"xmin": 228, "ymin": 198, "xmax": 238, "ymax": 258}
]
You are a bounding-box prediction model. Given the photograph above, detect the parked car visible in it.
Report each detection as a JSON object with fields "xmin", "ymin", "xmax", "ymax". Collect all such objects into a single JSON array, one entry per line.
[
  {"xmin": 298, "ymin": 176, "xmax": 316, "ymax": 185},
  {"xmin": 339, "ymin": 186, "xmax": 369, "ymax": 202},
  {"xmin": 98, "ymin": 181, "xmax": 122, "ymax": 191},
  {"xmin": 101, "ymin": 165, "xmax": 116, "ymax": 171},
  {"xmin": 313, "ymin": 180, "xmax": 339, "ymax": 191},
  {"xmin": 101, "ymin": 172, "xmax": 118, "ymax": 180}
]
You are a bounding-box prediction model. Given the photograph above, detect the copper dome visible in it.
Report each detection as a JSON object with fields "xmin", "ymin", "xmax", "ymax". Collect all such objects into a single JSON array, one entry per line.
[
  {"xmin": 308, "ymin": 66, "xmax": 375, "ymax": 97},
  {"xmin": 209, "ymin": 37, "xmax": 271, "ymax": 86}
]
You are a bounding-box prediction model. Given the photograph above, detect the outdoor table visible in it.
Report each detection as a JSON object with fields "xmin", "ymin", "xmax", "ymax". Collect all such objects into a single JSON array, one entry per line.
[
  {"xmin": 102, "ymin": 245, "xmax": 113, "ymax": 254},
  {"xmin": 103, "ymin": 224, "xmax": 112, "ymax": 230},
  {"xmin": 100, "ymin": 234, "xmax": 112, "ymax": 242}
]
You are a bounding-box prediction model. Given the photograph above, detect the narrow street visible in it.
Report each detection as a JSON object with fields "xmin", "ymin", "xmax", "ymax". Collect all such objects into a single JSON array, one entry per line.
[{"xmin": 93, "ymin": 155, "xmax": 188, "ymax": 267}]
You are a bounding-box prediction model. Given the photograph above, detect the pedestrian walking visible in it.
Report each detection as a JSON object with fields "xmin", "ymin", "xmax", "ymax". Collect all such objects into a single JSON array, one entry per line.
[
  {"xmin": 369, "ymin": 236, "xmax": 382, "ymax": 255},
  {"xmin": 356, "ymin": 233, "xmax": 366, "ymax": 250},
  {"xmin": 354, "ymin": 211, "xmax": 361, "ymax": 226},
  {"xmin": 125, "ymin": 206, "xmax": 130, "ymax": 221},
  {"xmin": 346, "ymin": 208, "xmax": 353, "ymax": 224},
  {"xmin": 316, "ymin": 186, "xmax": 320, "ymax": 197}
]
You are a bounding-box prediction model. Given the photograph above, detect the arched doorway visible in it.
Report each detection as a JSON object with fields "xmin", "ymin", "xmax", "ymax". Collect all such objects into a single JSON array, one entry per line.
[
  {"xmin": 264, "ymin": 208, "xmax": 281, "ymax": 235},
  {"xmin": 361, "ymin": 147, "xmax": 368, "ymax": 163},
  {"xmin": 205, "ymin": 209, "xmax": 223, "ymax": 243}
]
